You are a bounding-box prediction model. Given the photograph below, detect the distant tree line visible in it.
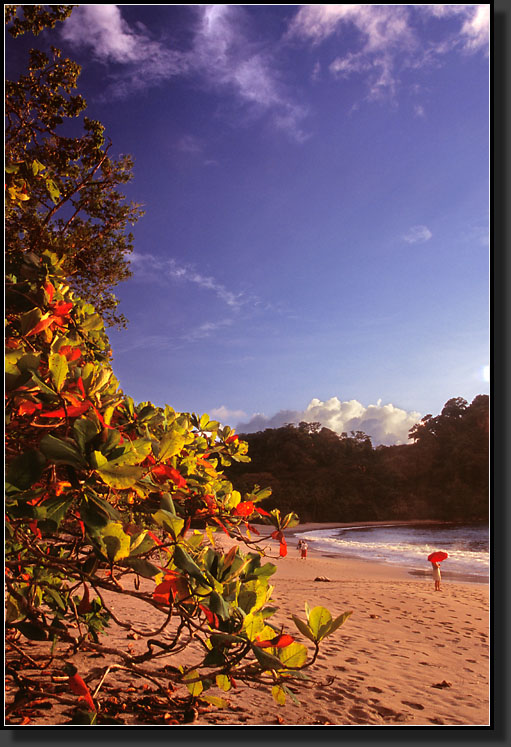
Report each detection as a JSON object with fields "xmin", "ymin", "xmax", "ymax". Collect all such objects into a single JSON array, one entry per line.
[{"xmin": 225, "ymin": 396, "xmax": 489, "ymax": 523}]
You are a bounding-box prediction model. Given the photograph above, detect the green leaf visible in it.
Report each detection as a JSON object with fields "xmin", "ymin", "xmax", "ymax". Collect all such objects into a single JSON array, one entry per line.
[
  {"xmin": 325, "ymin": 610, "xmax": 353, "ymax": 637},
  {"xmin": 291, "ymin": 615, "xmax": 316, "ymax": 643},
  {"xmin": 278, "ymin": 641, "xmax": 308, "ymax": 668},
  {"xmin": 158, "ymin": 430, "xmax": 186, "ymax": 461},
  {"xmin": 200, "ymin": 695, "xmax": 229, "ymax": 709},
  {"xmin": 45, "ymin": 178, "xmax": 60, "ymax": 203},
  {"xmin": 15, "ymin": 621, "xmax": 47, "ymax": 641},
  {"xmin": 45, "ymin": 587, "xmax": 66, "ymax": 611},
  {"xmin": 208, "ymin": 591, "xmax": 231, "ymax": 621},
  {"xmin": 124, "ymin": 558, "xmax": 161, "ymax": 579},
  {"xmin": 272, "ymin": 685, "xmax": 286, "ymax": 705},
  {"xmin": 216, "ymin": 674, "xmax": 232, "ymax": 692},
  {"xmin": 237, "ymin": 589, "xmax": 258, "ymax": 614},
  {"xmin": 182, "ymin": 670, "xmax": 203, "ymax": 697},
  {"xmin": 152, "ymin": 510, "xmax": 184, "ymax": 540},
  {"xmin": 40, "ymin": 434, "xmax": 85, "ymax": 468},
  {"xmin": 73, "ymin": 417, "xmax": 100, "ymax": 453},
  {"xmin": 6, "ymin": 449, "xmax": 46, "ymax": 491},
  {"xmin": 308, "ymin": 606, "xmax": 333, "ymax": 642},
  {"xmin": 98, "ymin": 521, "xmax": 131, "ymax": 562},
  {"xmin": 36, "ymin": 496, "xmax": 73, "ymax": 530},
  {"xmin": 243, "ymin": 612, "xmax": 264, "ymax": 641},
  {"xmin": 252, "ymin": 645, "xmax": 283, "ymax": 671},
  {"xmin": 96, "ymin": 464, "xmax": 144, "ymax": 489},
  {"xmin": 173, "ymin": 545, "xmax": 211, "ymax": 587},
  {"xmin": 32, "ymin": 159, "xmax": 46, "ymax": 175}
]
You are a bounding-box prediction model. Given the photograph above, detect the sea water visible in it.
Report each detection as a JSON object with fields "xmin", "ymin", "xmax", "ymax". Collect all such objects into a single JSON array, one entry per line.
[{"xmin": 294, "ymin": 523, "xmax": 489, "ymax": 583}]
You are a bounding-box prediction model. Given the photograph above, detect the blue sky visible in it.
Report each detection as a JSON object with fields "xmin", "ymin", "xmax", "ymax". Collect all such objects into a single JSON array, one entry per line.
[{"xmin": 9, "ymin": 5, "xmax": 490, "ymax": 445}]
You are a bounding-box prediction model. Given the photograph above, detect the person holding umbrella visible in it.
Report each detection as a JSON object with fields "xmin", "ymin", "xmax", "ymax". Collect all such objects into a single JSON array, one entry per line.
[{"xmin": 428, "ymin": 551, "xmax": 448, "ymax": 591}]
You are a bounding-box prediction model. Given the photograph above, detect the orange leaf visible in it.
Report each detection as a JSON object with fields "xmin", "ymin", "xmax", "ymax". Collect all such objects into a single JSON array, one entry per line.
[
  {"xmin": 233, "ymin": 500, "xmax": 254, "ymax": 516},
  {"xmin": 25, "ymin": 315, "xmax": 56, "ymax": 337},
  {"xmin": 68, "ymin": 674, "xmax": 95, "ymax": 711}
]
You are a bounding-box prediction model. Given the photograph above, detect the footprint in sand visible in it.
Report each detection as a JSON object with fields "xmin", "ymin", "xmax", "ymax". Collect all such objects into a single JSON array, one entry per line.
[
  {"xmin": 401, "ymin": 701, "xmax": 425, "ymax": 710},
  {"xmin": 346, "ymin": 657, "xmax": 359, "ymax": 664},
  {"xmin": 348, "ymin": 706, "xmax": 376, "ymax": 724},
  {"xmin": 367, "ymin": 686, "xmax": 383, "ymax": 693}
]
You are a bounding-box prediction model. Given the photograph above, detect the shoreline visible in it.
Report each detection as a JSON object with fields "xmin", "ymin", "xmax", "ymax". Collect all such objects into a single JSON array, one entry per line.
[
  {"xmin": 275, "ymin": 519, "xmax": 489, "ymax": 586},
  {"xmin": 202, "ymin": 529, "xmax": 490, "ymax": 725}
]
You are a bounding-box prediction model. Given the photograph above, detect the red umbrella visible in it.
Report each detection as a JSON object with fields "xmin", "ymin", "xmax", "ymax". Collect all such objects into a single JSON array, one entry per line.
[{"xmin": 428, "ymin": 551, "xmax": 448, "ymax": 563}]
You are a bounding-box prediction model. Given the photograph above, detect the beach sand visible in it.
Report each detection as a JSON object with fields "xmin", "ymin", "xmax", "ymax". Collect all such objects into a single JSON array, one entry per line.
[
  {"xmin": 6, "ymin": 522, "xmax": 490, "ymax": 727},
  {"xmin": 183, "ymin": 524, "xmax": 489, "ymax": 726}
]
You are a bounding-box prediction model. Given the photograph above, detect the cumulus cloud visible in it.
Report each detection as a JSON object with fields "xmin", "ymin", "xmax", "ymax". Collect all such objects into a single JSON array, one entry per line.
[
  {"xmin": 210, "ymin": 405, "xmax": 248, "ymax": 424},
  {"xmin": 402, "ymin": 225, "xmax": 432, "ymax": 244},
  {"xmin": 60, "ymin": 5, "xmax": 308, "ymax": 140},
  {"xmin": 236, "ymin": 396, "xmax": 422, "ymax": 446}
]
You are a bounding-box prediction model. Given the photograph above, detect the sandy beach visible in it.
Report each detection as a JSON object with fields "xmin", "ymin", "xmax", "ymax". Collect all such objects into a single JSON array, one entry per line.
[
  {"xmin": 187, "ymin": 524, "xmax": 490, "ymax": 726},
  {"xmin": 6, "ymin": 522, "xmax": 490, "ymax": 727}
]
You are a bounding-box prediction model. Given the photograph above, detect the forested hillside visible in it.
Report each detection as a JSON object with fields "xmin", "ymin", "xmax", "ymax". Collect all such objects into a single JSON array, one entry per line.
[{"xmin": 226, "ymin": 396, "xmax": 489, "ymax": 523}]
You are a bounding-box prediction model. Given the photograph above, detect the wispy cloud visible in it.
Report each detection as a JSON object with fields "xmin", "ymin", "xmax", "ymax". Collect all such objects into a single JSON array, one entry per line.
[
  {"xmin": 402, "ymin": 225, "xmax": 433, "ymax": 244},
  {"xmin": 287, "ymin": 4, "xmax": 489, "ymax": 103},
  {"xmin": 130, "ymin": 252, "xmax": 245, "ymax": 308},
  {"xmin": 236, "ymin": 396, "xmax": 422, "ymax": 446},
  {"xmin": 183, "ymin": 318, "xmax": 233, "ymax": 342},
  {"xmin": 61, "ymin": 5, "xmax": 308, "ymax": 141}
]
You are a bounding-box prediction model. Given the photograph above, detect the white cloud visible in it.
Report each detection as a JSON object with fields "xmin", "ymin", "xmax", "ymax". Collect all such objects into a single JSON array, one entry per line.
[
  {"xmin": 287, "ymin": 4, "xmax": 489, "ymax": 103},
  {"xmin": 210, "ymin": 405, "xmax": 248, "ymax": 424},
  {"xmin": 130, "ymin": 253, "xmax": 245, "ymax": 308},
  {"xmin": 61, "ymin": 5, "xmax": 308, "ymax": 140},
  {"xmin": 460, "ymin": 5, "xmax": 490, "ymax": 53},
  {"xmin": 402, "ymin": 225, "xmax": 432, "ymax": 244},
  {"xmin": 183, "ymin": 318, "xmax": 233, "ymax": 342},
  {"xmin": 191, "ymin": 5, "xmax": 308, "ymax": 141},
  {"xmin": 236, "ymin": 396, "xmax": 422, "ymax": 446},
  {"xmin": 60, "ymin": 5, "xmax": 187, "ymax": 87}
]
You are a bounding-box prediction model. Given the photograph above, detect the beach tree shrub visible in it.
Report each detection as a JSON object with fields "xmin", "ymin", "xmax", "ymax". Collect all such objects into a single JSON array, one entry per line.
[
  {"xmin": 5, "ymin": 7, "xmax": 353, "ymax": 725},
  {"xmin": 5, "ymin": 4, "xmax": 143, "ymax": 327}
]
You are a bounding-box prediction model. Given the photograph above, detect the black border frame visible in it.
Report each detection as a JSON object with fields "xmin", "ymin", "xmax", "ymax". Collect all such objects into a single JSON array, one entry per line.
[{"xmin": 4, "ymin": 2, "xmax": 508, "ymax": 744}]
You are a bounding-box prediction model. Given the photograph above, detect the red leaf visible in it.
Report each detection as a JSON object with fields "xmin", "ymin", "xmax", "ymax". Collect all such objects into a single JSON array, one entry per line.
[
  {"xmin": 151, "ymin": 464, "xmax": 187, "ymax": 488},
  {"xmin": 255, "ymin": 507, "xmax": 271, "ymax": 517},
  {"xmin": 233, "ymin": 500, "xmax": 254, "ymax": 516},
  {"xmin": 247, "ymin": 523, "xmax": 260, "ymax": 535},
  {"xmin": 52, "ymin": 301, "xmax": 73, "ymax": 316},
  {"xmin": 59, "ymin": 345, "xmax": 82, "ymax": 362},
  {"xmin": 18, "ymin": 401, "xmax": 42, "ymax": 416},
  {"xmin": 39, "ymin": 402, "xmax": 91, "ymax": 418},
  {"xmin": 68, "ymin": 674, "xmax": 95, "ymax": 711},
  {"xmin": 28, "ymin": 520, "xmax": 42, "ymax": 539},
  {"xmin": 76, "ymin": 376, "xmax": 86, "ymax": 396},
  {"xmin": 44, "ymin": 282, "xmax": 54, "ymax": 304},
  {"xmin": 255, "ymin": 635, "xmax": 294, "ymax": 648},
  {"xmin": 199, "ymin": 604, "xmax": 219, "ymax": 628},
  {"xmin": 25, "ymin": 315, "xmax": 56, "ymax": 337},
  {"xmin": 225, "ymin": 434, "xmax": 239, "ymax": 444},
  {"xmin": 272, "ymin": 633, "xmax": 295, "ymax": 648}
]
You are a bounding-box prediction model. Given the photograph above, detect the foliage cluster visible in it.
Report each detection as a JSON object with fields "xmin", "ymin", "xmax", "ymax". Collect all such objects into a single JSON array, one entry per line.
[
  {"xmin": 5, "ymin": 4, "xmax": 142, "ymax": 327},
  {"xmin": 226, "ymin": 399, "xmax": 489, "ymax": 524},
  {"xmin": 5, "ymin": 6, "xmax": 351, "ymax": 726}
]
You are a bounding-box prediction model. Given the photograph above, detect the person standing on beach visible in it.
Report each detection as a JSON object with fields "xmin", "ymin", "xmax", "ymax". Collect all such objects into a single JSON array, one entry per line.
[
  {"xmin": 431, "ymin": 561, "xmax": 441, "ymax": 591},
  {"xmin": 300, "ymin": 540, "xmax": 308, "ymax": 560}
]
